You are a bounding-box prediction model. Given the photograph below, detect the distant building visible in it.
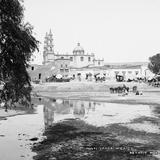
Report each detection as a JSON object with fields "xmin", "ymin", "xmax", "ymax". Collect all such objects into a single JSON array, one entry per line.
[
  {"xmin": 43, "ymin": 30, "xmax": 55, "ymax": 64},
  {"xmin": 43, "ymin": 30, "xmax": 104, "ymax": 68},
  {"xmin": 29, "ymin": 61, "xmax": 153, "ymax": 82},
  {"xmin": 104, "ymin": 62, "xmax": 154, "ymax": 80},
  {"xmin": 54, "ymin": 59, "xmax": 70, "ymax": 78},
  {"xmin": 29, "ymin": 30, "xmax": 153, "ymax": 82},
  {"xmin": 28, "ymin": 62, "xmax": 57, "ymax": 82}
]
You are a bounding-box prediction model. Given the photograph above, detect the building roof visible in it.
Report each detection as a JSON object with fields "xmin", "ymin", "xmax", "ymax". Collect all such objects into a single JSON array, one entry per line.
[
  {"xmin": 55, "ymin": 58, "xmax": 70, "ymax": 61},
  {"xmin": 70, "ymin": 65, "xmax": 106, "ymax": 70},
  {"xmin": 70, "ymin": 64, "xmax": 142, "ymax": 70},
  {"xmin": 55, "ymin": 53, "xmax": 94, "ymax": 57},
  {"xmin": 104, "ymin": 62, "xmax": 148, "ymax": 66},
  {"xmin": 104, "ymin": 64, "xmax": 142, "ymax": 69},
  {"xmin": 93, "ymin": 59, "xmax": 104, "ymax": 61},
  {"xmin": 73, "ymin": 43, "xmax": 85, "ymax": 55}
]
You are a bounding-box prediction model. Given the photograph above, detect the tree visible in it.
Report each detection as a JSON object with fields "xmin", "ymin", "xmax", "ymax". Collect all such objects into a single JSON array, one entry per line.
[
  {"xmin": 148, "ymin": 53, "xmax": 160, "ymax": 75},
  {"xmin": 0, "ymin": 0, "xmax": 39, "ymax": 107}
]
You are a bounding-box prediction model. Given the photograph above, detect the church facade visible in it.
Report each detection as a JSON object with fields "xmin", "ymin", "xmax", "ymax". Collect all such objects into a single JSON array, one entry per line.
[
  {"xmin": 28, "ymin": 30, "xmax": 153, "ymax": 82},
  {"xmin": 43, "ymin": 30, "xmax": 104, "ymax": 68}
]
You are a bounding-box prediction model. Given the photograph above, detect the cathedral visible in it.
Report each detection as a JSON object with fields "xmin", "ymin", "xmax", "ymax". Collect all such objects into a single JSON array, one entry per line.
[
  {"xmin": 43, "ymin": 30, "xmax": 104, "ymax": 68},
  {"xmin": 29, "ymin": 30, "xmax": 152, "ymax": 81}
]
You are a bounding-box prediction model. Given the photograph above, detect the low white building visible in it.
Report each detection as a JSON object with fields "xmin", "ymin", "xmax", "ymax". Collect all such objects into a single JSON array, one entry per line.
[{"xmin": 105, "ymin": 62, "xmax": 154, "ymax": 80}]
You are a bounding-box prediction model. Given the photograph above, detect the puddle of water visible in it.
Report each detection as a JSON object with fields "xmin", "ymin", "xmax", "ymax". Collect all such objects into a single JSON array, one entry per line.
[
  {"xmin": 42, "ymin": 99, "xmax": 156, "ymax": 127},
  {"xmin": 0, "ymin": 105, "xmax": 44, "ymax": 160},
  {"xmin": 0, "ymin": 97, "xmax": 159, "ymax": 160}
]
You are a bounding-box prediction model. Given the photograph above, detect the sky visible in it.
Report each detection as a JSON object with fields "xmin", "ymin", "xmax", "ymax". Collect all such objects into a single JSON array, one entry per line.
[{"xmin": 23, "ymin": 0, "xmax": 160, "ymax": 64}]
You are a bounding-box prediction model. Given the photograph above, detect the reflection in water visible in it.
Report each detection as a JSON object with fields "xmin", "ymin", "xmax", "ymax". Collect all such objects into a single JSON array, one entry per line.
[
  {"xmin": 44, "ymin": 106, "xmax": 54, "ymax": 128},
  {"xmin": 32, "ymin": 97, "xmax": 160, "ymax": 131},
  {"xmin": 73, "ymin": 102, "xmax": 85, "ymax": 119},
  {"xmin": 0, "ymin": 104, "xmax": 44, "ymax": 160},
  {"xmin": 42, "ymin": 99, "xmax": 97, "ymax": 127},
  {"xmin": 0, "ymin": 97, "xmax": 159, "ymax": 160},
  {"xmin": 41, "ymin": 98, "xmax": 157, "ymax": 128}
]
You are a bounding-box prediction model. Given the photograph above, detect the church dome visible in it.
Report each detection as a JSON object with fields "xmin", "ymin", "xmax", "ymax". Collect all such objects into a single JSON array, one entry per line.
[{"xmin": 73, "ymin": 43, "xmax": 85, "ymax": 55}]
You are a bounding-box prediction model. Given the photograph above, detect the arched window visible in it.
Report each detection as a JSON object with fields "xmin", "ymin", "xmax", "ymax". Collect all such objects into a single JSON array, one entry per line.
[
  {"xmin": 98, "ymin": 61, "xmax": 100, "ymax": 65},
  {"xmin": 88, "ymin": 57, "xmax": 91, "ymax": 62},
  {"xmin": 70, "ymin": 57, "xmax": 73, "ymax": 61},
  {"xmin": 135, "ymin": 71, "xmax": 139, "ymax": 75},
  {"xmin": 61, "ymin": 57, "xmax": 64, "ymax": 59},
  {"xmin": 60, "ymin": 69, "xmax": 64, "ymax": 72},
  {"xmin": 38, "ymin": 73, "xmax": 41, "ymax": 79},
  {"xmin": 80, "ymin": 57, "xmax": 84, "ymax": 61}
]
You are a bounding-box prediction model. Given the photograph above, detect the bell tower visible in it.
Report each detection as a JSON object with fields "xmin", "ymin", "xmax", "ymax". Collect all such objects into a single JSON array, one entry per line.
[{"xmin": 43, "ymin": 29, "xmax": 55, "ymax": 64}]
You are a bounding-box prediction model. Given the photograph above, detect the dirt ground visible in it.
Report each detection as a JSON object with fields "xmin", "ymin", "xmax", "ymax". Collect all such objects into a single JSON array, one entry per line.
[
  {"xmin": 32, "ymin": 81, "xmax": 160, "ymax": 160},
  {"xmin": 32, "ymin": 119, "xmax": 160, "ymax": 160}
]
